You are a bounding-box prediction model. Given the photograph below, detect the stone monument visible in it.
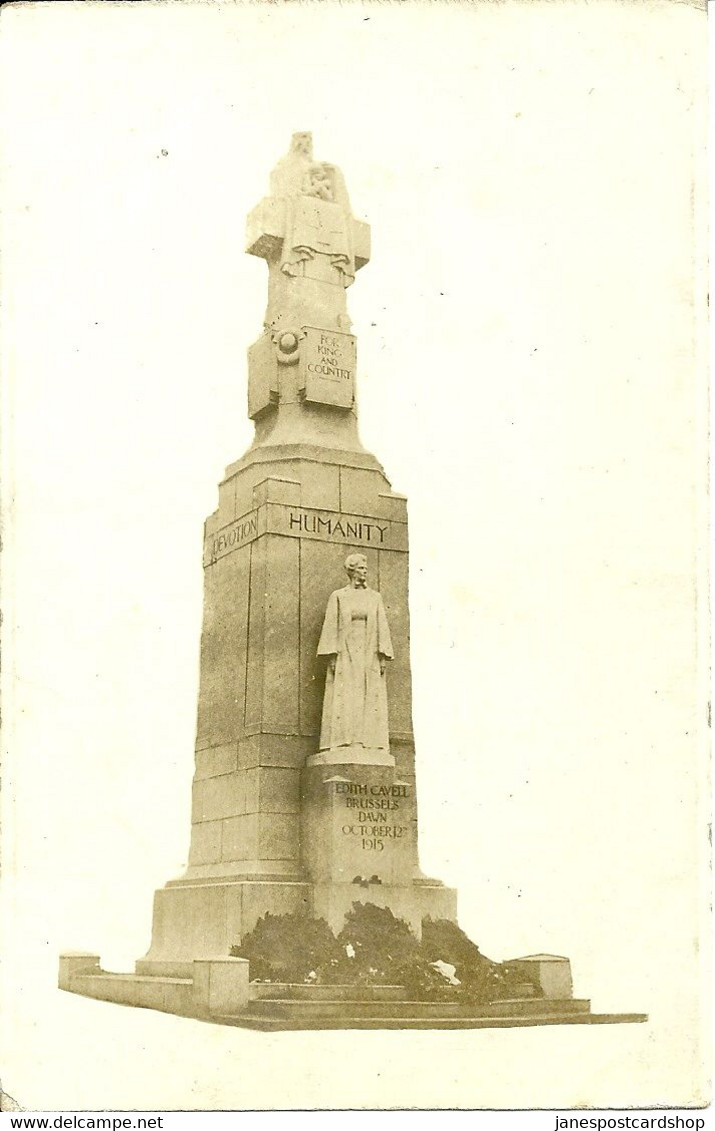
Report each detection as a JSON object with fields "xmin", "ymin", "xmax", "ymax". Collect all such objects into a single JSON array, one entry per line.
[
  {"xmin": 59, "ymin": 134, "xmax": 646, "ymax": 1030},
  {"xmin": 139, "ymin": 130, "xmax": 456, "ymax": 967}
]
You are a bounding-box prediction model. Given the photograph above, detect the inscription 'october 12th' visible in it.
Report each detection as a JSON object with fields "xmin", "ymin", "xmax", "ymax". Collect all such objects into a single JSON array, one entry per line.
[{"xmin": 334, "ymin": 782, "xmax": 409, "ymax": 853}]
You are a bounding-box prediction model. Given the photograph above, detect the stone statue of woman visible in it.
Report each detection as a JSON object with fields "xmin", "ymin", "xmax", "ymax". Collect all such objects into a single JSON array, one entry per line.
[{"xmin": 316, "ymin": 553, "xmax": 394, "ymax": 765}]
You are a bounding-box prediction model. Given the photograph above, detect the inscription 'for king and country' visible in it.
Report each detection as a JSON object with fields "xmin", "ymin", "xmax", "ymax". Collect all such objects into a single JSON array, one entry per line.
[{"xmin": 288, "ymin": 511, "xmax": 387, "ymax": 543}]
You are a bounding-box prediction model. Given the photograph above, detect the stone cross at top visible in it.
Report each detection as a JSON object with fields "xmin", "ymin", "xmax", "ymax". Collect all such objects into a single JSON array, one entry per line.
[{"xmin": 246, "ymin": 132, "xmax": 371, "ymax": 335}]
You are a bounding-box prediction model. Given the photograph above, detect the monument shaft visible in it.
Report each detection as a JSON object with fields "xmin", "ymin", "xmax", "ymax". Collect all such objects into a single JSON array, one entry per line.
[{"xmin": 142, "ymin": 133, "xmax": 456, "ymax": 965}]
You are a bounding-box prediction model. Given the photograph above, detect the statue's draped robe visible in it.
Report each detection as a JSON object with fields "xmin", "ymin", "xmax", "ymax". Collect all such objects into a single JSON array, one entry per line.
[
  {"xmin": 280, "ymin": 196, "xmax": 355, "ymax": 286},
  {"xmin": 269, "ymin": 153, "xmax": 356, "ymax": 287},
  {"xmin": 317, "ymin": 586, "xmax": 393, "ymax": 753}
]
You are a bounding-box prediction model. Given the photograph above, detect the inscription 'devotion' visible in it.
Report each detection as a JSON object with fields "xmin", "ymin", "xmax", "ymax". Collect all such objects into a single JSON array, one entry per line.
[
  {"xmin": 206, "ymin": 504, "xmax": 401, "ymax": 564},
  {"xmin": 210, "ymin": 513, "xmax": 258, "ymax": 560}
]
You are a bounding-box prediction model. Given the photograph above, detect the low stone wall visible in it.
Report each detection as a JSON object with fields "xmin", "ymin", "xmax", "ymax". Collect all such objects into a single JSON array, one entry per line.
[{"xmin": 59, "ymin": 952, "xmax": 250, "ymax": 1020}]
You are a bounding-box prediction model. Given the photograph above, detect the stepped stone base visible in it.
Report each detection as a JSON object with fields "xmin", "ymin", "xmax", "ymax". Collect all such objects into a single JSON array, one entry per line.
[
  {"xmin": 222, "ymin": 1011, "xmax": 649, "ymax": 1032},
  {"xmin": 140, "ymin": 874, "xmax": 455, "ymax": 964},
  {"xmin": 142, "ymin": 877, "xmax": 313, "ymax": 966},
  {"xmin": 59, "ymin": 954, "xmax": 647, "ymax": 1031}
]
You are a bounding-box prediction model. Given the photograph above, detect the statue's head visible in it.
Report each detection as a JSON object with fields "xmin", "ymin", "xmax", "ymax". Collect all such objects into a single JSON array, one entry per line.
[
  {"xmin": 345, "ymin": 553, "xmax": 368, "ymax": 587},
  {"xmin": 290, "ymin": 132, "xmax": 313, "ymax": 159}
]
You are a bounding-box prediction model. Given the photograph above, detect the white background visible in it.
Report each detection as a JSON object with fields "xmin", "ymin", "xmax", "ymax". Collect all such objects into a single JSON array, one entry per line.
[{"xmin": 0, "ymin": 0, "xmax": 709, "ymax": 1111}]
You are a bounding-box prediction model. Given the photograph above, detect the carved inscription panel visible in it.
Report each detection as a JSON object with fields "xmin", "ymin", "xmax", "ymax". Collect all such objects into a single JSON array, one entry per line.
[
  {"xmin": 204, "ymin": 504, "xmax": 407, "ymax": 565},
  {"xmin": 334, "ymin": 780, "xmax": 410, "ymax": 855},
  {"xmin": 300, "ymin": 326, "xmax": 356, "ymax": 409},
  {"xmin": 301, "ymin": 762, "xmax": 417, "ymax": 885}
]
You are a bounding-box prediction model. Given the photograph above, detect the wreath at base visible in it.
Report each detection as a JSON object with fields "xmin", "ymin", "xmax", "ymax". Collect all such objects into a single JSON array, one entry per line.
[{"xmin": 230, "ymin": 904, "xmax": 541, "ymax": 1003}]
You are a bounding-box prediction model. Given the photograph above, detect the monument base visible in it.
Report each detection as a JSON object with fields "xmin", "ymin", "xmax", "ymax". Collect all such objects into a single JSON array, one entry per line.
[
  {"xmin": 138, "ymin": 872, "xmax": 457, "ymax": 968},
  {"xmin": 140, "ymin": 876, "xmax": 313, "ymax": 969},
  {"xmin": 298, "ymin": 756, "xmax": 457, "ymax": 935},
  {"xmin": 59, "ymin": 952, "xmax": 648, "ymax": 1030},
  {"xmin": 311, "ymin": 880, "xmax": 457, "ymax": 938}
]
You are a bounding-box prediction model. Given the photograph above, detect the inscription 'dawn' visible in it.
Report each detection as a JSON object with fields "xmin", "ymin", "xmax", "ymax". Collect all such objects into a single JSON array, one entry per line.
[{"xmin": 333, "ymin": 781, "xmax": 410, "ymax": 853}]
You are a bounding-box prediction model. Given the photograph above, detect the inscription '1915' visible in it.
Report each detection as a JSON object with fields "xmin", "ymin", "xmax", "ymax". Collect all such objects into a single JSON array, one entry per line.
[{"xmin": 334, "ymin": 781, "xmax": 409, "ymax": 852}]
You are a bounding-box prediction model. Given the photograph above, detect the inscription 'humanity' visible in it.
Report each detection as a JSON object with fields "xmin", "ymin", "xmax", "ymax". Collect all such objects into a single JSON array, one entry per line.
[
  {"xmin": 288, "ymin": 511, "xmax": 387, "ymax": 543},
  {"xmin": 206, "ymin": 503, "xmax": 405, "ymax": 564}
]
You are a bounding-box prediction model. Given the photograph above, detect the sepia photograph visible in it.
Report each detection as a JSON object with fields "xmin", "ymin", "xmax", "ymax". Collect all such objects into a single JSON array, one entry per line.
[{"xmin": 0, "ymin": 0, "xmax": 709, "ymax": 1113}]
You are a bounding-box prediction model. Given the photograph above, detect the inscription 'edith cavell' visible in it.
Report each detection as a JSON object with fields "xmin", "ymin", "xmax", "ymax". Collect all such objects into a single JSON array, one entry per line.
[
  {"xmin": 206, "ymin": 504, "xmax": 405, "ymax": 565},
  {"xmin": 335, "ymin": 781, "xmax": 409, "ymax": 853}
]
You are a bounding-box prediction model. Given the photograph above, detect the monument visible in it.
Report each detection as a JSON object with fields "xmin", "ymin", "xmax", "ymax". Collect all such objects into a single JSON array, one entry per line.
[
  {"xmin": 138, "ymin": 129, "xmax": 457, "ymax": 960},
  {"xmin": 59, "ymin": 135, "xmax": 646, "ymax": 1030}
]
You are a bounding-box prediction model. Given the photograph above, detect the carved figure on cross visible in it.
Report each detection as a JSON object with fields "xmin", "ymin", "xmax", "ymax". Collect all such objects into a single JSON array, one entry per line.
[{"xmin": 246, "ymin": 133, "xmax": 372, "ymax": 332}]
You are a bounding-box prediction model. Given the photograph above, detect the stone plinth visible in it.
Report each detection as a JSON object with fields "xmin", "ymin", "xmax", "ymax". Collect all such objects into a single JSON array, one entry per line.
[
  {"xmin": 311, "ymin": 880, "xmax": 457, "ymax": 939},
  {"xmin": 141, "ymin": 878, "xmax": 312, "ymax": 967},
  {"xmin": 509, "ymin": 954, "xmax": 574, "ymax": 1000},
  {"xmin": 300, "ymin": 760, "xmax": 455, "ymax": 936},
  {"xmin": 58, "ymin": 952, "xmax": 100, "ymax": 990},
  {"xmin": 301, "ymin": 763, "xmax": 417, "ymax": 886},
  {"xmin": 192, "ymin": 957, "xmax": 250, "ymax": 1015}
]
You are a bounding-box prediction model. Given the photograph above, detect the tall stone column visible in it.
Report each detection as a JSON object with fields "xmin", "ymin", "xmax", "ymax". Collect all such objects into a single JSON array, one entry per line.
[{"xmin": 139, "ymin": 134, "xmax": 455, "ymax": 972}]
